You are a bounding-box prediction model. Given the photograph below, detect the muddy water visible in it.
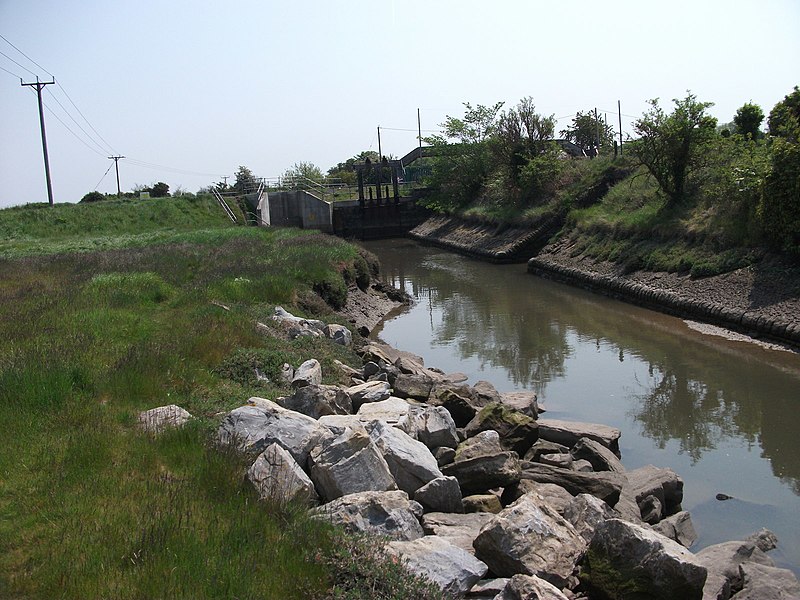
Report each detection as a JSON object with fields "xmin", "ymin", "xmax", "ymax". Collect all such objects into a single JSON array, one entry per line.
[{"xmin": 364, "ymin": 238, "xmax": 800, "ymax": 575}]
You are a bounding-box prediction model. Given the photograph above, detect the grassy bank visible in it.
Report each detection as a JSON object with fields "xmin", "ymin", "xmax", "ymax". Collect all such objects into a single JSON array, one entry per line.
[{"xmin": 0, "ymin": 198, "xmax": 443, "ymax": 599}]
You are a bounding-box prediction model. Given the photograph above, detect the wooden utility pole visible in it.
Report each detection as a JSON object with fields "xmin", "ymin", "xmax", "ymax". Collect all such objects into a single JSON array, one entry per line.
[
  {"xmin": 594, "ymin": 107, "xmax": 600, "ymax": 156},
  {"xmin": 21, "ymin": 77, "xmax": 56, "ymax": 206},
  {"xmin": 618, "ymin": 100, "xmax": 623, "ymax": 155},
  {"xmin": 377, "ymin": 126, "xmax": 382, "ymax": 163},
  {"xmin": 417, "ymin": 108, "xmax": 422, "ymax": 149},
  {"xmin": 108, "ymin": 155, "xmax": 125, "ymax": 195}
]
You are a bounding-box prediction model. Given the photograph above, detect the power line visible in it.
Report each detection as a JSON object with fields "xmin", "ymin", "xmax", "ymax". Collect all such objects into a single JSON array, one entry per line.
[
  {"xmin": 93, "ymin": 162, "xmax": 114, "ymax": 191},
  {"xmin": 0, "ymin": 49, "xmax": 37, "ymax": 77},
  {"xmin": 55, "ymin": 82, "xmax": 117, "ymax": 155},
  {"xmin": 0, "ymin": 63, "xmax": 21, "ymax": 78},
  {"xmin": 33, "ymin": 89, "xmax": 107, "ymax": 157},
  {"xmin": 46, "ymin": 91, "xmax": 111, "ymax": 156},
  {"xmin": 0, "ymin": 33, "xmax": 53, "ymax": 77}
]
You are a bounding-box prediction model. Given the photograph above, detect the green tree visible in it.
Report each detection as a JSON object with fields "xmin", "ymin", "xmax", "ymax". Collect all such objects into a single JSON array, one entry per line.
[
  {"xmin": 733, "ymin": 102, "xmax": 764, "ymax": 140},
  {"xmin": 560, "ymin": 110, "xmax": 616, "ymax": 155},
  {"xmin": 283, "ymin": 161, "xmax": 324, "ymax": 184},
  {"xmin": 79, "ymin": 191, "xmax": 106, "ymax": 203},
  {"xmin": 150, "ymin": 182, "xmax": 170, "ymax": 197},
  {"xmin": 632, "ymin": 93, "xmax": 717, "ymax": 207},
  {"xmin": 768, "ymin": 85, "xmax": 800, "ymax": 141},
  {"xmin": 233, "ymin": 165, "xmax": 258, "ymax": 195}
]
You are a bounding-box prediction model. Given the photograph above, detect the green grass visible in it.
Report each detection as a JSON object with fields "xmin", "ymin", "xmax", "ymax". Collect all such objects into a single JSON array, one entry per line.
[{"xmin": 0, "ymin": 200, "xmax": 445, "ymax": 599}]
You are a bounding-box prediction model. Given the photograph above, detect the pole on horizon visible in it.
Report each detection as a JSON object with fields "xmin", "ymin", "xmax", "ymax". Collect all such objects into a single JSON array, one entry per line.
[
  {"xmin": 594, "ymin": 107, "xmax": 600, "ymax": 156},
  {"xmin": 21, "ymin": 77, "xmax": 56, "ymax": 206},
  {"xmin": 618, "ymin": 100, "xmax": 624, "ymax": 155},
  {"xmin": 417, "ymin": 108, "xmax": 422, "ymax": 149},
  {"xmin": 377, "ymin": 126, "xmax": 382, "ymax": 164},
  {"xmin": 108, "ymin": 155, "xmax": 125, "ymax": 195}
]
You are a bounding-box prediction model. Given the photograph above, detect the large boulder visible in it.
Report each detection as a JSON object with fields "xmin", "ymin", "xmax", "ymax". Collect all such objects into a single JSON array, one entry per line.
[
  {"xmin": 137, "ymin": 404, "xmax": 192, "ymax": 433},
  {"xmin": 471, "ymin": 380, "xmax": 502, "ymax": 407},
  {"xmin": 695, "ymin": 538, "xmax": 777, "ymax": 600},
  {"xmin": 218, "ymin": 400, "xmax": 333, "ymax": 467},
  {"xmin": 278, "ymin": 384, "xmax": 351, "ymax": 419},
  {"xmin": 473, "ymin": 493, "xmax": 585, "ymax": 586},
  {"xmin": 246, "ymin": 443, "xmax": 319, "ymax": 506},
  {"xmin": 345, "ymin": 380, "xmax": 392, "ymax": 410},
  {"xmin": 442, "ymin": 451, "xmax": 522, "ymax": 496},
  {"xmin": 584, "ymin": 519, "xmax": 707, "ymax": 600},
  {"xmin": 493, "ymin": 574, "xmax": 570, "ymax": 600},
  {"xmin": 314, "ymin": 490, "xmax": 423, "ymax": 541},
  {"xmin": 413, "ymin": 476, "xmax": 464, "ymax": 514},
  {"xmin": 623, "ymin": 464, "xmax": 684, "ymax": 520},
  {"xmin": 308, "ymin": 428, "xmax": 397, "ymax": 502},
  {"xmin": 365, "ymin": 420, "xmax": 443, "ymax": 495},
  {"xmin": 386, "ymin": 536, "xmax": 488, "ymax": 597},
  {"xmin": 454, "ymin": 430, "xmax": 503, "ymax": 462},
  {"xmin": 501, "ymin": 481, "xmax": 575, "ymax": 515},
  {"xmin": 291, "ymin": 358, "xmax": 322, "ymax": 388},
  {"xmin": 652, "ymin": 511, "xmax": 697, "ymax": 548},
  {"xmin": 357, "ymin": 396, "xmax": 413, "ymax": 426},
  {"xmin": 464, "ymin": 402, "xmax": 539, "ymax": 457},
  {"xmin": 404, "ymin": 405, "xmax": 459, "ymax": 450},
  {"xmin": 323, "ymin": 323, "xmax": 352, "ymax": 346},
  {"xmin": 421, "ymin": 512, "xmax": 495, "ymax": 555},
  {"xmin": 570, "ymin": 437, "xmax": 626, "ymax": 473},
  {"xmin": 733, "ymin": 562, "xmax": 800, "ymax": 600},
  {"xmin": 317, "ymin": 414, "xmax": 367, "ymax": 436},
  {"xmin": 499, "ymin": 391, "xmax": 539, "ymax": 419},
  {"xmin": 520, "ymin": 462, "xmax": 625, "ymax": 507},
  {"xmin": 429, "ymin": 384, "xmax": 478, "ymax": 427},
  {"xmin": 536, "ymin": 418, "xmax": 621, "ymax": 455},
  {"xmin": 393, "ymin": 373, "xmax": 435, "ymax": 401},
  {"xmin": 562, "ymin": 493, "xmax": 619, "ymax": 544}
]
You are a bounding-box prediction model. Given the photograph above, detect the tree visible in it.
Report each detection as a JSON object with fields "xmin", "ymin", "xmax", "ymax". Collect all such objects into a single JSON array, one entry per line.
[
  {"xmin": 632, "ymin": 93, "xmax": 717, "ymax": 206},
  {"xmin": 233, "ymin": 165, "xmax": 258, "ymax": 195},
  {"xmin": 768, "ymin": 85, "xmax": 800, "ymax": 142},
  {"xmin": 150, "ymin": 182, "xmax": 170, "ymax": 197},
  {"xmin": 80, "ymin": 191, "xmax": 106, "ymax": 203},
  {"xmin": 560, "ymin": 110, "xmax": 616, "ymax": 155},
  {"xmin": 328, "ymin": 151, "xmax": 380, "ymax": 185},
  {"xmin": 733, "ymin": 102, "xmax": 764, "ymax": 140},
  {"xmin": 283, "ymin": 161, "xmax": 324, "ymax": 184}
]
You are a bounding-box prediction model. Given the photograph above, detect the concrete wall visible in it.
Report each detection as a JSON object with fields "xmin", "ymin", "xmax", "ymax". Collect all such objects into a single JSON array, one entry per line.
[{"xmin": 260, "ymin": 191, "xmax": 332, "ymax": 232}]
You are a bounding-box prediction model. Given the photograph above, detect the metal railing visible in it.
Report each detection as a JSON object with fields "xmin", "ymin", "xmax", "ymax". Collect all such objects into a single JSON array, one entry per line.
[{"xmin": 212, "ymin": 187, "xmax": 238, "ymax": 223}]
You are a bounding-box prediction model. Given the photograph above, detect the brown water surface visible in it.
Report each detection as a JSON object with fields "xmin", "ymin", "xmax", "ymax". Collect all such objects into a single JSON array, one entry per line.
[{"xmin": 365, "ymin": 238, "xmax": 800, "ymax": 575}]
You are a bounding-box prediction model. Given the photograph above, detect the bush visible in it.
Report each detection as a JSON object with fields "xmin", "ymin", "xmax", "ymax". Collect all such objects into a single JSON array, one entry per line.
[{"xmin": 80, "ymin": 191, "xmax": 106, "ymax": 203}]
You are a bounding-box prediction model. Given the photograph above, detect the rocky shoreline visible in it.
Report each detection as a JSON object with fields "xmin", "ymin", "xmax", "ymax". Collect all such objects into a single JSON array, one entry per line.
[{"xmin": 142, "ymin": 303, "xmax": 799, "ymax": 599}]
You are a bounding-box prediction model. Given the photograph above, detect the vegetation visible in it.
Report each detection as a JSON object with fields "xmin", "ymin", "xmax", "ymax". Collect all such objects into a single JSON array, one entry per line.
[
  {"xmin": 419, "ymin": 87, "xmax": 800, "ymax": 272},
  {"xmin": 561, "ymin": 109, "xmax": 616, "ymax": 155},
  {"xmin": 0, "ymin": 198, "xmax": 444, "ymax": 599}
]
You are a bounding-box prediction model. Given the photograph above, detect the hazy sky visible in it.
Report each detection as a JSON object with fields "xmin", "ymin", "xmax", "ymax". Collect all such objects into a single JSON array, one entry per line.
[{"xmin": 1, "ymin": 0, "xmax": 798, "ymax": 208}]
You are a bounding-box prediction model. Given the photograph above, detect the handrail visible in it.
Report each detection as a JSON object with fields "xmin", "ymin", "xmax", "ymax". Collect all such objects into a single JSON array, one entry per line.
[{"xmin": 212, "ymin": 187, "xmax": 238, "ymax": 223}]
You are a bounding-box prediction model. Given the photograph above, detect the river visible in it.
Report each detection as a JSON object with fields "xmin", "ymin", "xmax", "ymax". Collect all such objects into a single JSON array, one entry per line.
[{"xmin": 364, "ymin": 238, "xmax": 800, "ymax": 576}]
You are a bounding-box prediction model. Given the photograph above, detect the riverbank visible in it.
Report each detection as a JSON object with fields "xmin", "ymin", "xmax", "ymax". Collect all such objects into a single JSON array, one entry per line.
[{"xmin": 408, "ymin": 215, "xmax": 800, "ymax": 349}]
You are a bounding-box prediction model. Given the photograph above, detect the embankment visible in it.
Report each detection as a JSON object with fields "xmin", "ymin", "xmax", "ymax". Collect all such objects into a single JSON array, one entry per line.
[{"xmin": 408, "ymin": 215, "xmax": 800, "ymax": 348}]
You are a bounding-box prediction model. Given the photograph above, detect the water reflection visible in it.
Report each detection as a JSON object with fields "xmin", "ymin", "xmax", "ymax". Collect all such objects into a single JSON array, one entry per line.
[{"xmin": 369, "ymin": 239, "xmax": 800, "ymax": 488}]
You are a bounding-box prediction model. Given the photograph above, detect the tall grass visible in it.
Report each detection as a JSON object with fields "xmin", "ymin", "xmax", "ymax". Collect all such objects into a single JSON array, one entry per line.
[{"xmin": 0, "ymin": 201, "xmax": 444, "ymax": 599}]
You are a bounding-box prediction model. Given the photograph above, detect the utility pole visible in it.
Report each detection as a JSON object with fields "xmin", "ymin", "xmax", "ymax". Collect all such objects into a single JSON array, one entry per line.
[
  {"xmin": 618, "ymin": 100, "xmax": 624, "ymax": 155},
  {"xmin": 377, "ymin": 126, "xmax": 382, "ymax": 163},
  {"xmin": 21, "ymin": 77, "xmax": 56, "ymax": 206},
  {"xmin": 222, "ymin": 175, "xmax": 229, "ymax": 187},
  {"xmin": 594, "ymin": 107, "xmax": 600, "ymax": 156},
  {"xmin": 417, "ymin": 108, "xmax": 422, "ymax": 149},
  {"xmin": 108, "ymin": 155, "xmax": 125, "ymax": 195}
]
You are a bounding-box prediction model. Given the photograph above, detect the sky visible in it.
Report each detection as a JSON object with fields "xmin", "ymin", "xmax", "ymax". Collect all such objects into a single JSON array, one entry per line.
[{"xmin": 1, "ymin": 0, "xmax": 798, "ymax": 208}]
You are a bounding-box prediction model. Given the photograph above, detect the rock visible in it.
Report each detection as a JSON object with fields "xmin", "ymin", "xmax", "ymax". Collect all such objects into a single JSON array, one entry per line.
[
  {"xmin": 442, "ymin": 451, "xmax": 522, "ymax": 496},
  {"xmin": 332, "ymin": 359, "xmax": 361, "ymax": 379},
  {"xmin": 745, "ymin": 528, "xmax": 779, "ymax": 553},
  {"xmin": 324, "ymin": 323, "xmax": 352, "ymax": 346},
  {"xmin": 317, "ymin": 414, "xmax": 367, "ymax": 436},
  {"xmin": 696, "ymin": 539, "xmax": 776, "ymax": 600},
  {"xmin": 362, "ymin": 361, "xmax": 381, "ymax": 378},
  {"xmin": 435, "ymin": 446, "xmax": 456, "ymax": 467},
  {"xmin": 733, "ymin": 562, "xmax": 800, "ymax": 600},
  {"xmin": 430, "ymin": 385, "xmax": 478, "ymax": 427},
  {"xmin": 524, "ymin": 440, "xmax": 570, "ymax": 463},
  {"xmin": 640, "ymin": 494, "xmax": 664, "ymax": 525},
  {"xmin": 473, "ymin": 493, "xmax": 585, "ymax": 586},
  {"xmin": 465, "ymin": 403, "xmax": 539, "ymax": 457},
  {"xmin": 539, "ymin": 453, "xmax": 574, "ymax": 470},
  {"xmin": 422, "ymin": 512, "xmax": 495, "ymax": 555},
  {"xmin": 218, "ymin": 400, "xmax": 333, "ymax": 467},
  {"xmin": 563, "ymin": 493, "xmax": 619, "ymax": 544},
  {"xmin": 414, "ymin": 476, "xmax": 464, "ymax": 514},
  {"xmin": 279, "ymin": 362, "xmax": 294, "ymax": 384},
  {"xmin": 405, "ymin": 405, "xmax": 460, "ymax": 450},
  {"xmin": 246, "ymin": 443, "xmax": 318, "ymax": 506},
  {"xmin": 570, "ymin": 437, "xmax": 626, "ymax": 473},
  {"xmin": 455, "ymin": 430, "xmax": 503, "ymax": 462},
  {"xmin": 356, "ymin": 396, "xmax": 412, "ymax": 426},
  {"xmin": 289, "ymin": 324, "xmax": 322, "ymax": 339},
  {"xmin": 653, "ymin": 511, "xmax": 697, "ymax": 548},
  {"xmin": 493, "ymin": 574, "xmax": 570, "ymax": 600},
  {"xmin": 520, "ymin": 462, "xmax": 625, "ymax": 507},
  {"xmin": 365, "ymin": 420, "xmax": 443, "ymax": 495},
  {"xmin": 314, "ymin": 490, "xmax": 423, "ymax": 541},
  {"xmin": 463, "ymin": 494, "xmax": 503, "ymax": 514},
  {"xmin": 502, "ymin": 482, "xmax": 575, "ymax": 514},
  {"xmin": 137, "ymin": 404, "xmax": 192, "ymax": 433},
  {"xmin": 387, "ymin": 536, "xmax": 488, "ymax": 597},
  {"xmin": 278, "ymin": 384, "xmax": 351, "ymax": 419},
  {"xmin": 394, "ymin": 353, "xmax": 427, "ymax": 375},
  {"xmin": 536, "ymin": 418, "xmax": 621, "ymax": 455},
  {"xmin": 624, "ymin": 464, "xmax": 684, "ymax": 519},
  {"xmin": 584, "ymin": 519, "xmax": 707, "ymax": 600},
  {"xmin": 291, "ymin": 358, "xmax": 322, "ymax": 388},
  {"xmin": 464, "ymin": 577, "xmax": 509, "ymax": 598},
  {"xmin": 393, "ymin": 373, "xmax": 434, "ymax": 401},
  {"xmin": 499, "ymin": 391, "xmax": 539, "ymax": 419},
  {"xmin": 345, "ymin": 380, "xmax": 392, "ymax": 410},
  {"xmin": 471, "ymin": 380, "xmax": 502, "ymax": 407},
  {"xmin": 573, "ymin": 459, "xmax": 593, "ymax": 472},
  {"xmin": 308, "ymin": 428, "xmax": 397, "ymax": 502}
]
